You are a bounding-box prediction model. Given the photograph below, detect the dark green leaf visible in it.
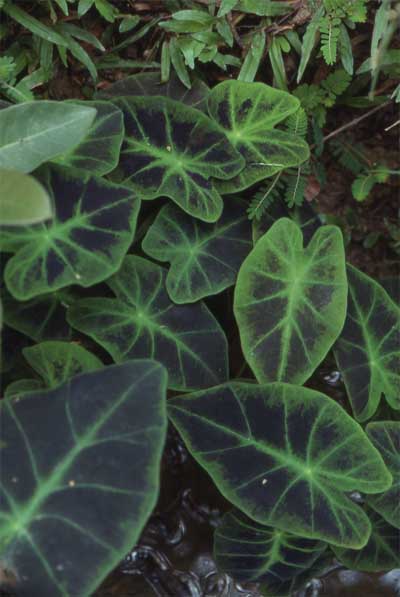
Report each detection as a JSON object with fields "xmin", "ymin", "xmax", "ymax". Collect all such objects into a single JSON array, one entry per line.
[
  {"xmin": 3, "ymin": 4, "xmax": 68, "ymax": 47},
  {"xmin": 339, "ymin": 23, "xmax": 354, "ymax": 75},
  {"xmin": 218, "ymin": 0, "xmax": 239, "ymax": 17},
  {"xmin": 0, "ymin": 360, "xmax": 167, "ymax": 596},
  {"xmin": 168, "ymin": 382, "xmax": 391, "ymax": 547},
  {"xmin": 142, "ymin": 200, "xmax": 252, "ymax": 303},
  {"xmin": 334, "ymin": 265, "xmax": 400, "ymax": 421},
  {"xmin": 214, "ymin": 510, "xmax": 326, "ymax": 589},
  {"xmin": 366, "ymin": 422, "xmax": 399, "ymax": 529},
  {"xmin": 1, "ymin": 166, "xmax": 140, "ymax": 300},
  {"xmin": 0, "ymin": 170, "xmax": 53, "ymax": 226},
  {"xmin": 161, "ymin": 40, "xmax": 171, "ymax": 83},
  {"xmin": 52, "ymin": 100, "xmax": 124, "ymax": 176},
  {"xmin": 114, "ymin": 95, "xmax": 244, "ymax": 222},
  {"xmin": 5, "ymin": 378, "xmax": 43, "ymax": 399},
  {"xmin": 238, "ymin": 31, "xmax": 266, "ymax": 83},
  {"xmin": 236, "ymin": 0, "xmax": 291, "ymax": 16},
  {"xmin": 234, "ymin": 218, "xmax": 347, "ymax": 384},
  {"xmin": 67, "ymin": 255, "xmax": 228, "ymax": 391},
  {"xmin": 332, "ymin": 510, "xmax": 400, "ymax": 572},
  {"xmin": 269, "ymin": 37, "xmax": 288, "ymax": 91},
  {"xmin": 207, "ymin": 80, "xmax": 309, "ymax": 193},
  {"xmin": 169, "ymin": 37, "xmax": 191, "ymax": 88},
  {"xmin": 297, "ymin": 7, "xmax": 323, "ymax": 83}
]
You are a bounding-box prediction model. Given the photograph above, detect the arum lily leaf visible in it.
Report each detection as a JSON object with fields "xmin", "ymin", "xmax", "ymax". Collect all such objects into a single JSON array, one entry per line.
[
  {"xmin": 142, "ymin": 201, "xmax": 252, "ymax": 304},
  {"xmin": 0, "ymin": 360, "xmax": 167, "ymax": 597},
  {"xmin": 234, "ymin": 218, "xmax": 347, "ymax": 384},
  {"xmin": 52, "ymin": 101, "xmax": 124, "ymax": 176},
  {"xmin": 332, "ymin": 510, "xmax": 400, "ymax": 572},
  {"xmin": 366, "ymin": 422, "xmax": 399, "ymax": 529},
  {"xmin": 168, "ymin": 382, "xmax": 391, "ymax": 547},
  {"xmin": 0, "ymin": 102, "xmax": 96, "ymax": 173},
  {"xmin": 252, "ymin": 198, "xmax": 320, "ymax": 245},
  {"xmin": 1, "ymin": 166, "xmax": 141, "ymax": 300},
  {"xmin": 67, "ymin": 256, "xmax": 228, "ymax": 391},
  {"xmin": 207, "ymin": 81, "xmax": 309, "ymax": 193},
  {"xmin": 214, "ymin": 509, "xmax": 326, "ymax": 590},
  {"xmin": 113, "ymin": 96, "xmax": 244, "ymax": 222},
  {"xmin": 334, "ymin": 265, "xmax": 400, "ymax": 421},
  {"xmin": 97, "ymin": 71, "xmax": 209, "ymax": 111},
  {"xmin": 0, "ymin": 170, "xmax": 53, "ymax": 227}
]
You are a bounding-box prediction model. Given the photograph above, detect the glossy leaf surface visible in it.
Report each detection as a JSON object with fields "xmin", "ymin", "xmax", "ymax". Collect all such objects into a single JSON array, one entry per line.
[
  {"xmin": 142, "ymin": 200, "xmax": 252, "ymax": 303},
  {"xmin": 114, "ymin": 96, "xmax": 244, "ymax": 222},
  {"xmin": 214, "ymin": 510, "xmax": 325, "ymax": 589},
  {"xmin": 67, "ymin": 256, "xmax": 228, "ymax": 391},
  {"xmin": 234, "ymin": 218, "xmax": 347, "ymax": 384},
  {"xmin": 334, "ymin": 265, "xmax": 400, "ymax": 421},
  {"xmin": 0, "ymin": 102, "xmax": 96, "ymax": 173},
  {"xmin": 0, "ymin": 360, "xmax": 168, "ymax": 597},
  {"xmin": 1, "ymin": 167, "xmax": 140, "ymax": 300},
  {"xmin": 0, "ymin": 170, "xmax": 53, "ymax": 226},
  {"xmin": 332, "ymin": 511, "xmax": 400, "ymax": 572},
  {"xmin": 366, "ymin": 422, "xmax": 399, "ymax": 529},
  {"xmin": 52, "ymin": 101, "xmax": 124, "ymax": 176},
  {"xmin": 207, "ymin": 81, "xmax": 309, "ymax": 193},
  {"xmin": 169, "ymin": 382, "xmax": 391, "ymax": 547}
]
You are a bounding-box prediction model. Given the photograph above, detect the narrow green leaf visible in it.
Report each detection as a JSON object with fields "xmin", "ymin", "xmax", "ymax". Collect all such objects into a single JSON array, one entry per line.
[
  {"xmin": 169, "ymin": 37, "xmax": 191, "ymax": 89},
  {"xmin": 0, "ymin": 360, "xmax": 168, "ymax": 597},
  {"xmin": 169, "ymin": 382, "xmax": 392, "ymax": 547},
  {"xmin": 334, "ymin": 265, "xmax": 400, "ymax": 421},
  {"xmin": 161, "ymin": 40, "xmax": 171, "ymax": 83},
  {"xmin": 142, "ymin": 200, "xmax": 252, "ymax": 303},
  {"xmin": 3, "ymin": 4, "xmax": 68, "ymax": 46},
  {"xmin": 339, "ymin": 23, "xmax": 354, "ymax": 75},
  {"xmin": 217, "ymin": 0, "xmax": 239, "ymax": 17},
  {"xmin": 297, "ymin": 7, "xmax": 324, "ymax": 83},
  {"xmin": 0, "ymin": 170, "xmax": 53, "ymax": 226},
  {"xmin": 238, "ymin": 31, "xmax": 266, "ymax": 82},
  {"xmin": 56, "ymin": 22, "xmax": 105, "ymax": 52},
  {"xmin": 67, "ymin": 255, "xmax": 229, "ymax": 391},
  {"xmin": 234, "ymin": 218, "xmax": 347, "ymax": 384},
  {"xmin": 0, "ymin": 102, "xmax": 96, "ymax": 173},
  {"xmin": 77, "ymin": 0, "xmax": 95, "ymax": 17},
  {"xmin": 60, "ymin": 30, "xmax": 98, "ymax": 80},
  {"xmin": 119, "ymin": 15, "xmax": 140, "ymax": 33},
  {"xmin": 269, "ymin": 37, "xmax": 288, "ymax": 90}
]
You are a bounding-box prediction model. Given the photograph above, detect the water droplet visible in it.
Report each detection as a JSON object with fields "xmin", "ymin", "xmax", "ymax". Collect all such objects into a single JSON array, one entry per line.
[{"xmin": 68, "ymin": 479, "xmax": 76, "ymax": 487}]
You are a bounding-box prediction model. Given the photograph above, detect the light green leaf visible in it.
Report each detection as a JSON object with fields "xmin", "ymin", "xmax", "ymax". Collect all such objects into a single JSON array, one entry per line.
[
  {"xmin": 168, "ymin": 382, "xmax": 392, "ymax": 547},
  {"xmin": 1, "ymin": 166, "xmax": 140, "ymax": 300},
  {"xmin": 238, "ymin": 31, "xmax": 266, "ymax": 82},
  {"xmin": 5, "ymin": 378, "xmax": 43, "ymax": 399},
  {"xmin": 0, "ymin": 170, "xmax": 53, "ymax": 226},
  {"xmin": 113, "ymin": 95, "xmax": 244, "ymax": 222},
  {"xmin": 366, "ymin": 422, "xmax": 400, "ymax": 529},
  {"xmin": 0, "ymin": 102, "xmax": 96, "ymax": 173},
  {"xmin": 334, "ymin": 265, "xmax": 400, "ymax": 421},
  {"xmin": 0, "ymin": 360, "xmax": 168, "ymax": 597},
  {"xmin": 218, "ymin": 0, "xmax": 239, "ymax": 17},
  {"xmin": 142, "ymin": 200, "xmax": 252, "ymax": 304},
  {"xmin": 234, "ymin": 218, "xmax": 347, "ymax": 384},
  {"xmin": 169, "ymin": 37, "xmax": 191, "ymax": 88},
  {"xmin": 269, "ymin": 37, "xmax": 288, "ymax": 90},
  {"xmin": 297, "ymin": 7, "xmax": 323, "ymax": 83},
  {"xmin": 67, "ymin": 255, "xmax": 229, "ymax": 391},
  {"xmin": 3, "ymin": 3, "xmax": 68, "ymax": 46},
  {"xmin": 207, "ymin": 80, "xmax": 309, "ymax": 193},
  {"xmin": 339, "ymin": 23, "xmax": 354, "ymax": 75}
]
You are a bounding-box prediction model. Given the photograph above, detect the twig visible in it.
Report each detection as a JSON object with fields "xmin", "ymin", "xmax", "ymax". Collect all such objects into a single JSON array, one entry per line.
[{"xmin": 321, "ymin": 100, "xmax": 393, "ymax": 144}]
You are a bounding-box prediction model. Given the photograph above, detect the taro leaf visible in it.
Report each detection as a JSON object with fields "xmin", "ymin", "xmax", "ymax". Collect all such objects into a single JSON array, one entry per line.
[
  {"xmin": 168, "ymin": 382, "xmax": 392, "ymax": 548},
  {"xmin": 97, "ymin": 71, "xmax": 210, "ymax": 111},
  {"xmin": 142, "ymin": 200, "xmax": 252, "ymax": 304},
  {"xmin": 0, "ymin": 101, "xmax": 96, "ymax": 173},
  {"xmin": 207, "ymin": 80, "xmax": 309, "ymax": 193},
  {"xmin": 0, "ymin": 170, "xmax": 53, "ymax": 227},
  {"xmin": 366, "ymin": 422, "xmax": 400, "ymax": 529},
  {"xmin": 0, "ymin": 360, "xmax": 167, "ymax": 597},
  {"xmin": 67, "ymin": 255, "xmax": 228, "ymax": 391},
  {"xmin": 234, "ymin": 218, "xmax": 347, "ymax": 384},
  {"xmin": 1, "ymin": 166, "xmax": 141, "ymax": 300},
  {"xmin": 214, "ymin": 509, "xmax": 326, "ymax": 590},
  {"xmin": 1, "ymin": 290, "xmax": 71, "ymax": 342},
  {"xmin": 4, "ymin": 379, "xmax": 43, "ymax": 399},
  {"xmin": 332, "ymin": 510, "xmax": 400, "ymax": 572},
  {"xmin": 252, "ymin": 197, "xmax": 320, "ymax": 245},
  {"xmin": 334, "ymin": 265, "xmax": 400, "ymax": 421},
  {"xmin": 113, "ymin": 96, "xmax": 244, "ymax": 222},
  {"xmin": 51, "ymin": 100, "xmax": 124, "ymax": 176}
]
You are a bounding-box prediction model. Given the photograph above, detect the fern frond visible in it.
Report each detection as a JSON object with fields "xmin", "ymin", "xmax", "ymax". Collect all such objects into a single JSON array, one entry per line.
[
  {"xmin": 329, "ymin": 139, "xmax": 367, "ymax": 174},
  {"xmin": 247, "ymin": 172, "xmax": 284, "ymax": 220},
  {"xmin": 285, "ymin": 107, "xmax": 308, "ymax": 138},
  {"xmin": 319, "ymin": 16, "xmax": 341, "ymax": 65},
  {"xmin": 322, "ymin": 69, "xmax": 351, "ymax": 96}
]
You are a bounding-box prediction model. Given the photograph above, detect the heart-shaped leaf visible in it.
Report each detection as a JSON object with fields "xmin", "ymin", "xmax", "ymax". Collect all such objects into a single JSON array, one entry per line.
[
  {"xmin": 252, "ymin": 198, "xmax": 320, "ymax": 245},
  {"xmin": 207, "ymin": 81, "xmax": 309, "ymax": 193},
  {"xmin": 168, "ymin": 382, "xmax": 391, "ymax": 547},
  {"xmin": 1, "ymin": 166, "xmax": 141, "ymax": 300},
  {"xmin": 113, "ymin": 96, "xmax": 244, "ymax": 222},
  {"xmin": 0, "ymin": 102, "xmax": 96, "ymax": 173},
  {"xmin": 0, "ymin": 360, "xmax": 167, "ymax": 597},
  {"xmin": 97, "ymin": 71, "xmax": 209, "ymax": 111},
  {"xmin": 52, "ymin": 100, "xmax": 124, "ymax": 176},
  {"xmin": 214, "ymin": 509, "xmax": 326, "ymax": 589},
  {"xmin": 234, "ymin": 218, "xmax": 347, "ymax": 384},
  {"xmin": 142, "ymin": 200, "xmax": 252, "ymax": 304},
  {"xmin": 332, "ymin": 510, "xmax": 400, "ymax": 572},
  {"xmin": 0, "ymin": 170, "xmax": 53, "ymax": 226},
  {"xmin": 334, "ymin": 265, "xmax": 400, "ymax": 421},
  {"xmin": 366, "ymin": 422, "xmax": 399, "ymax": 529},
  {"xmin": 67, "ymin": 255, "xmax": 228, "ymax": 391}
]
